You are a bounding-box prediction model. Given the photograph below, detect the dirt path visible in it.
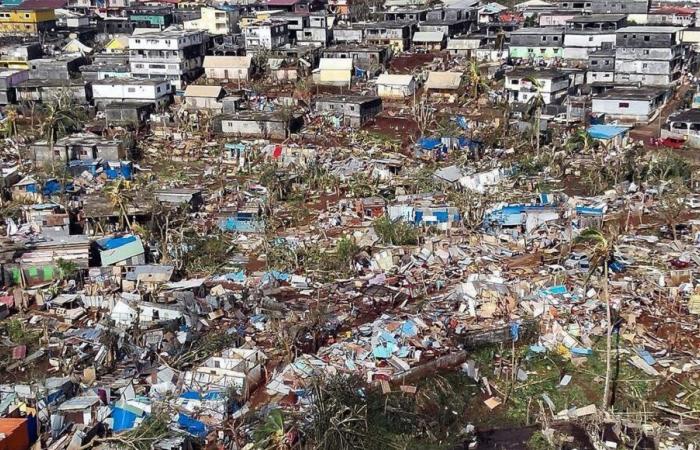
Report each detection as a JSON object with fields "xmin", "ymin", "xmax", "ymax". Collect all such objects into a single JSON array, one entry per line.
[{"xmin": 631, "ymin": 83, "xmax": 693, "ymax": 143}]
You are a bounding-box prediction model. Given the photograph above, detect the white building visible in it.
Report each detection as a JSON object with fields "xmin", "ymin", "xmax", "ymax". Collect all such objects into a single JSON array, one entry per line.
[
  {"xmin": 376, "ymin": 73, "xmax": 416, "ymax": 99},
  {"xmin": 505, "ymin": 68, "xmax": 570, "ymax": 104},
  {"xmin": 128, "ymin": 30, "xmax": 207, "ymax": 89},
  {"xmin": 562, "ymin": 14, "xmax": 625, "ymax": 61},
  {"xmin": 91, "ymin": 78, "xmax": 173, "ymax": 108},
  {"xmin": 592, "ymin": 87, "xmax": 669, "ymax": 123},
  {"xmin": 243, "ymin": 20, "xmax": 289, "ymax": 51}
]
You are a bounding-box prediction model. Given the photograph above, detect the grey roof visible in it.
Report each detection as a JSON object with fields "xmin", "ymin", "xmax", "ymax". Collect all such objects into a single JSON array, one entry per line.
[
  {"xmin": 594, "ymin": 87, "xmax": 669, "ymax": 101},
  {"xmin": 668, "ymin": 109, "xmax": 700, "ymax": 123},
  {"xmin": 511, "ymin": 26, "xmax": 564, "ymax": 35},
  {"xmin": 567, "ymin": 14, "xmax": 626, "ymax": 23},
  {"xmin": 317, "ymin": 95, "xmax": 380, "ymax": 104},
  {"xmin": 413, "ymin": 31, "xmax": 445, "ymax": 42},
  {"xmin": 616, "ymin": 26, "xmax": 685, "ymax": 33},
  {"xmin": 506, "ymin": 68, "xmax": 567, "ymax": 80},
  {"xmin": 58, "ymin": 396, "xmax": 101, "ymax": 411}
]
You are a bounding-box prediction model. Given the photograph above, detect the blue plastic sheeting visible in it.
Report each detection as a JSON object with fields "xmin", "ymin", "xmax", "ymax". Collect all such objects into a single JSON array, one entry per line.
[
  {"xmin": 25, "ymin": 183, "xmax": 37, "ymax": 193},
  {"xmin": 180, "ymin": 391, "xmax": 224, "ymax": 401},
  {"xmin": 100, "ymin": 235, "xmax": 137, "ymax": 250},
  {"xmin": 510, "ymin": 322, "xmax": 520, "ymax": 342},
  {"xmin": 400, "ymin": 320, "xmax": 418, "ymax": 337},
  {"xmin": 372, "ymin": 342, "xmax": 397, "ymax": 358},
  {"xmin": 27, "ymin": 415, "xmax": 38, "ymax": 444},
  {"xmin": 418, "ymin": 137, "xmax": 442, "ymax": 150},
  {"xmin": 455, "ymin": 115, "xmax": 468, "ymax": 130},
  {"xmin": 529, "ymin": 345, "xmax": 546, "ymax": 353},
  {"xmin": 42, "ymin": 179, "xmax": 61, "ymax": 195},
  {"xmin": 112, "ymin": 406, "xmax": 139, "ymax": 432},
  {"xmin": 636, "ymin": 348, "xmax": 656, "ymax": 365},
  {"xmin": 458, "ymin": 137, "xmax": 482, "ymax": 150},
  {"xmin": 218, "ymin": 217, "xmax": 264, "ymax": 233},
  {"xmin": 571, "ymin": 347, "xmax": 592, "ymax": 356},
  {"xmin": 221, "ymin": 271, "xmax": 246, "ymax": 282},
  {"xmin": 263, "ymin": 271, "xmax": 290, "ymax": 283},
  {"xmin": 178, "ymin": 413, "xmax": 207, "ymax": 438},
  {"xmin": 587, "ymin": 125, "xmax": 628, "ymax": 140},
  {"xmin": 538, "ymin": 285, "xmax": 567, "ymax": 296},
  {"xmin": 576, "ymin": 206, "xmax": 604, "ymax": 216}
]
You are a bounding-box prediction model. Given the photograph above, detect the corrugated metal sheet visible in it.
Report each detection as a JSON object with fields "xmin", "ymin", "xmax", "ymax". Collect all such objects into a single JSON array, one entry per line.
[{"xmin": 425, "ymin": 71, "xmax": 462, "ymax": 90}]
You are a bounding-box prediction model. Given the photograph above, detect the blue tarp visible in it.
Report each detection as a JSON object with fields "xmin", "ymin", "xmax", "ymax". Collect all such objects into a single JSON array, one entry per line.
[
  {"xmin": 400, "ymin": 320, "xmax": 418, "ymax": 337},
  {"xmin": 100, "ymin": 235, "xmax": 137, "ymax": 250},
  {"xmin": 576, "ymin": 206, "xmax": 604, "ymax": 216},
  {"xmin": 538, "ymin": 285, "xmax": 567, "ymax": 296},
  {"xmin": 178, "ymin": 413, "xmax": 207, "ymax": 438},
  {"xmin": 42, "ymin": 179, "xmax": 61, "ymax": 195},
  {"xmin": 455, "ymin": 115, "xmax": 468, "ymax": 129},
  {"xmin": 418, "ymin": 137, "xmax": 442, "ymax": 150},
  {"xmin": 112, "ymin": 406, "xmax": 139, "ymax": 432},
  {"xmin": 180, "ymin": 391, "xmax": 224, "ymax": 401},
  {"xmin": 587, "ymin": 125, "xmax": 628, "ymax": 140}
]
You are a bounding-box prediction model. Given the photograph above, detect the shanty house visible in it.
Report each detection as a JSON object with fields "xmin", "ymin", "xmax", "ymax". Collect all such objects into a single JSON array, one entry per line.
[
  {"xmin": 184, "ymin": 85, "xmax": 226, "ymax": 111},
  {"xmin": 412, "ymin": 31, "xmax": 445, "ymax": 51},
  {"xmin": 317, "ymin": 58, "xmax": 353, "ymax": 86},
  {"xmin": 425, "ymin": 71, "xmax": 463, "ymax": 98},
  {"xmin": 203, "ymin": 55, "xmax": 252, "ymax": 81},
  {"xmin": 217, "ymin": 111, "xmax": 303, "ymax": 139},
  {"xmin": 315, "ymin": 95, "xmax": 382, "ymax": 127},
  {"xmin": 376, "ymin": 74, "xmax": 416, "ymax": 99}
]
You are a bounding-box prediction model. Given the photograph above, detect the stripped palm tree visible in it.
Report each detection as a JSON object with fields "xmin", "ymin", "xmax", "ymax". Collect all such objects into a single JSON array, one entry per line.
[
  {"xmin": 37, "ymin": 92, "xmax": 82, "ymax": 171},
  {"xmin": 575, "ymin": 228, "xmax": 614, "ymax": 410},
  {"xmin": 105, "ymin": 179, "xmax": 133, "ymax": 230},
  {"xmin": 467, "ymin": 59, "xmax": 488, "ymax": 100},
  {"xmin": 524, "ymin": 77, "xmax": 546, "ymax": 155}
]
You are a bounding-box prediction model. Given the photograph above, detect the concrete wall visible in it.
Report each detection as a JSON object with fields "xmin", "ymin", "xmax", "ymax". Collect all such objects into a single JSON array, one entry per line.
[
  {"xmin": 221, "ymin": 118, "xmax": 288, "ymax": 139},
  {"xmin": 509, "ymin": 46, "xmax": 563, "ymax": 59},
  {"xmin": 592, "ymin": 97, "xmax": 652, "ymax": 122}
]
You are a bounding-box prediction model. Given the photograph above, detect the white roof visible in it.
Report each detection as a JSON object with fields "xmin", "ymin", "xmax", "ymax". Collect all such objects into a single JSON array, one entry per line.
[
  {"xmin": 514, "ymin": 0, "xmax": 553, "ymax": 9},
  {"xmin": 413, "ymin": 31, "xmax": 445, "ymax": 42},
  {"xmin": 376, "ymin": 73, "xmax": 414, "ymax": 86},
  {"xmin": 203, "ymin": 55, "xmax": 252, "ymax": 69},
  {"xmin": 319, "ymin": 58, "xmax": 353, "ymax": 70},
  {"xmin": 425, "ymin": 71, "xmax": 463, "ymax": 90},
  {"xmin": 184, "ymin": 85, "xmax": 225, "ymax": 98}
]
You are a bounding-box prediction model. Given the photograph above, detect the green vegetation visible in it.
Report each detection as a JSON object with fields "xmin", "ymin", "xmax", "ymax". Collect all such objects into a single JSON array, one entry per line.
[{"xmin": 373, "ymin": 216, "xmax": 419, "ymax": 246}]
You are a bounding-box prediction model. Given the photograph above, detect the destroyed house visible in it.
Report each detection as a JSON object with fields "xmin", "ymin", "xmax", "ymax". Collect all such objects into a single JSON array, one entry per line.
[
  {"xmin": 418, "ymin": 17, "xmax": 471, "ymax": 39},
  {"xmin": 315, "ymin": 95, "xmax": 382, "ymax": 128},
  {"xmin": 14, "ymin": 79, "xmax": 91, "ymax": 104},
  {"xmin": 322, "ymin": 46, "xmax": 389, "ymax": 71},
  {"xmin": 590, "ymin": 0, "xmax": 649, "ymax": 15},
  {"xmin": 96, "ymin": 235, "xmax": 146, "ymax": 267},
  {"xmin": 217, "ymin": 208, "xmax": 265, "ymax": 233},
  {"xmin": 111, "ymin": 299, "xmax": 184, "ymax": 327},
  {"xmin": 184, "ymin": 85, "xmax": 226, "ymax": 111},
  {"xmin": 154, "ymin": 188, "xmax": 204, "ymax": 210},
  {"xmin": 104, "ymin": 102, "xmax": 154, "ymax": 127},
  {"xmin": 183, "ymin": 348, "xmax": 266, "ymax": 399}
]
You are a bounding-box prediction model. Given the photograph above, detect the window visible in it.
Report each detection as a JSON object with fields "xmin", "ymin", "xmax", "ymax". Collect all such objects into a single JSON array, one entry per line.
[
  {"xmin": 604, "ymin": 73, "xmax": 611, "ymax": 78},
  {"xmin": 591, "ymin": 60, "xmax": 598, "ymax": 65},
  {"xmin": 127, "ymin": 87, "xmax": 136, "ymax": 92},
  {"xmin": 135, "ymin": 39, "xmax": 141, "ymax": 43},
  {"xmin": 135, "ymin": 63, "xmax": 144, "ymax": 68},
  {"xmin": 350, "ymin": 106, "xmax": 355, "ymax": 111},
  {"xmin": 623, "ymin": 34, "xmax": 627, "ymax": 38},
  {"xmin": 588, "ymin": 36, "xmax": 593, "ymax": 42},
  {"xmin": 643, "ymin": 63, "xmax": 648, "ymax": 68},
  {"xmin": 541, "ymin": 36, "xmax": 547, "ymax": 41},
  {"xmin": 24, "ymin": 13, "xmax": 30, "ymax": 18},
  {"xmin": 553, "ymin": 36, "xmax": 559, "ymax": 41},
  {"xmin": 644, "ymin": 35, "xmax": 650, "ymax": 41},
  {"xmin": 157, "ymin": 86, "xmax": 161, "ymax": 92},
  {"xmin": 618, "ymin": 102, "xmax": 629, "ymax": 108},
  {"xmin": 511, "ymin": 79, "xmax": 520, "ymax": 84}
]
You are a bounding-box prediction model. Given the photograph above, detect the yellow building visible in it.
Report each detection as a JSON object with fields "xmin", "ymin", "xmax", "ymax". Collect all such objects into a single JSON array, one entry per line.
[{"xmin": 0, "ymin": 7, "xmax": 56, "ymax": 34}]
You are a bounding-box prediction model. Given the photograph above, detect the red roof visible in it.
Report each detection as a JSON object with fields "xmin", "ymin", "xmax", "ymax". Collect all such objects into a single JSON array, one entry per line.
[{"xmin": 653, "ymin": 6, "xmax": 696, "ymax": 16}]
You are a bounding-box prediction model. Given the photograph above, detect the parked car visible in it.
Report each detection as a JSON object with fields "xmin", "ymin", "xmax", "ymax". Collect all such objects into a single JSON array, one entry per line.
[{"xmin": 684, "ymin": 195, "xmax": 700, "ymax": 209}]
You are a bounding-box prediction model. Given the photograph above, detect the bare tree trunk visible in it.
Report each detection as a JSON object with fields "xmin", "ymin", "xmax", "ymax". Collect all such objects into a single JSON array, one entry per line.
[{"xmin": 603, "ymin": 262, "xmax": 612, "ymax": 410}]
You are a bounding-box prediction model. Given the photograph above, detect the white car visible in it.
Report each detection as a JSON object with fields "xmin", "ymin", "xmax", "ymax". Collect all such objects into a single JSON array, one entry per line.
[{"xmin": 684, "ymin": 195, "xmax": 700, "ymax": 209}]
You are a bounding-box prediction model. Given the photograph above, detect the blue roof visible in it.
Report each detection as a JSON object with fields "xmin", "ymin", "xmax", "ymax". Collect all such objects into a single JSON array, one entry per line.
[
  {"xmin": 99, "ymin": 235, "xmax": 137, "ymax": 250},
  {"xmin": 587, "ymin": 125, "xmax": 628, "ymax": 140}
]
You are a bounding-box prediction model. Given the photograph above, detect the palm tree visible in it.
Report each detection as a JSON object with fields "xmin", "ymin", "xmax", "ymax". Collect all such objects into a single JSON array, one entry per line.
[
  {"xmin": 37, "ymin": 93, "xmax": 81, "ymax": 171},
  {"xmin": 524, "ymin": 77, "xmax": 545, "ymax": 155},
  {"xmin": 566, "ymin": 129, "xmax": 592, "ymax": 154},
  {"xmin": 105, "ymin": 179, "xmax": 133, "ymax": 230},
  {"xmin": 575, "ymin": 228, "xmax": 614, "ymax": 410},
  {"xmin": 467, "ymin": 59, "xmax": 488, "ymax": 100},
  {"xmin": 253, "ymin": 409, "xmax": 289, "ymax": 450}
]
